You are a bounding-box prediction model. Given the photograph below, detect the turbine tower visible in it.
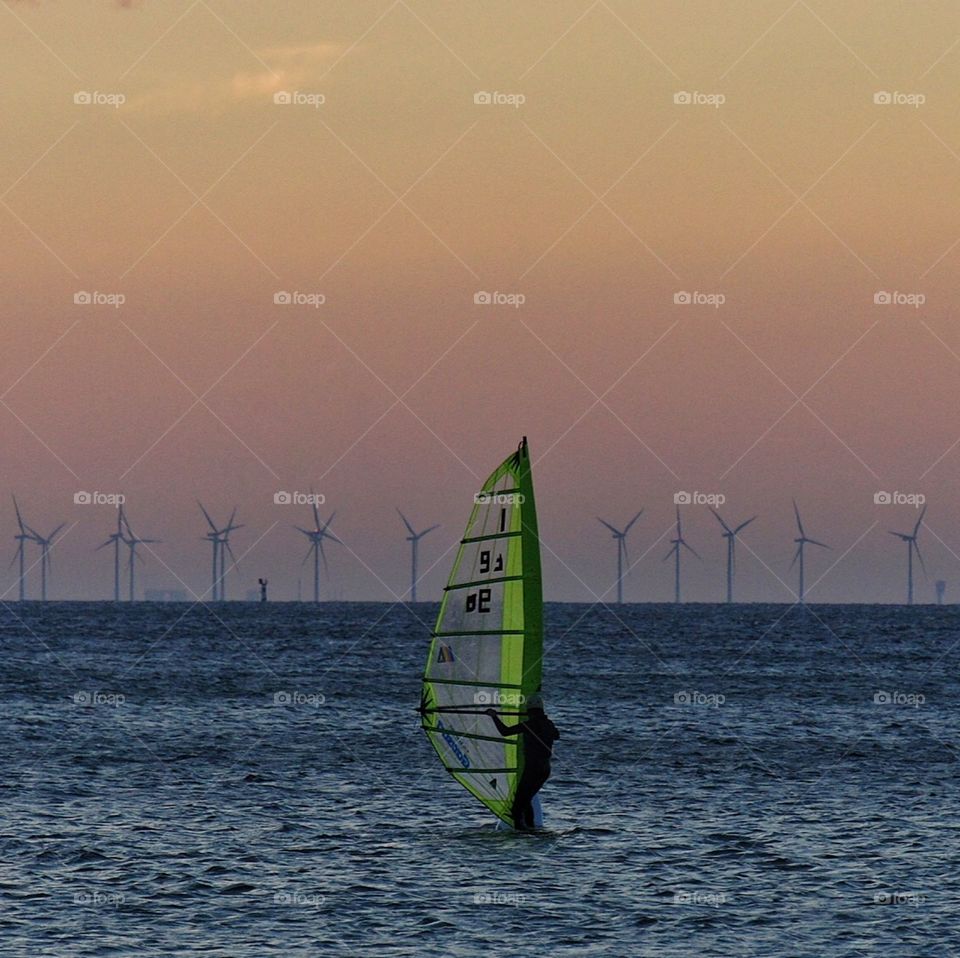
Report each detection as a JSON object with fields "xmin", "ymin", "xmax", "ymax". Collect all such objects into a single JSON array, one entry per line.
[
  {"xmin": 596, "ymin": 511, "xmax": 643, "ymax": 604},
  {"xmin": 121, "ymin": 508, "xmax": 161, "ymax": 602},
  {"xmin": 664, "ymin": 507, "xmax": 699, "ymax": 603},
  {"xmin": 11, "ymin": 495, "xmax": 40, "ymax": 601},
  {"xmin": 33, "ymin": 522, "xmax": 65, "ymax": 603},
  {"xmin": 790, "ymin": 500, "xmax": 829, "ymax": 604},
  {"xmin": 889, "ymin": 505, "xmax": 926, "ymax": 606},
  {"xmin": 96, "ymin": 504, "xmax": 127, "ymax": 602},
  {"xmin": 199, "ymin": 503, "xmax": 243, "ymax": 601},
  {"xmin": 296, "ymin": 502, "xmax": 340, "ymax": 603},
  {"xmin": 709, "ymin": 507, "xmax": 757, "ymax": 603},
  {"xmin": 397, "ymin": 509, "xmax": 438, "ymax": 602}
]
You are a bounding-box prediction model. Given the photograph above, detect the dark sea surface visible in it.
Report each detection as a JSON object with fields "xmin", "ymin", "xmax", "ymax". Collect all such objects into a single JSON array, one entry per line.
[{"xmin": 3, "ymin": 601, "xmax": 959, "ymax": 957}]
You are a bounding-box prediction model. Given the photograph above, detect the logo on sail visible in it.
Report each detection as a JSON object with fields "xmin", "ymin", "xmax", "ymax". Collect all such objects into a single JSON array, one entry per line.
[{"xmin": 436, "ymin": 644, "xmax": 456, "ymax": 663}]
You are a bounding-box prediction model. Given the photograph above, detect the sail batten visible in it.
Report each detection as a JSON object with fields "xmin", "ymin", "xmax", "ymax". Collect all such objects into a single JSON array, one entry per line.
[{"xmin": 419, "ymin": 437, "xmax": 543, "ymax": 825}]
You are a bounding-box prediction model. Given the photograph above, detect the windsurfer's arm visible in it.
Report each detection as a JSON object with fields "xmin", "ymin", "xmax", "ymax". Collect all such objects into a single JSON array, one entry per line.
[{"xmin": 484, "ymin": 708, "xmax": 523, "ymax": 736}]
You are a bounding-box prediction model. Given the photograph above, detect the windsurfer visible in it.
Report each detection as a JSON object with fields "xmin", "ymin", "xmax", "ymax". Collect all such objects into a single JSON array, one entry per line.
[{"xmin": 485, "ymin": 693, "xmax": 559, "ymax": 830}]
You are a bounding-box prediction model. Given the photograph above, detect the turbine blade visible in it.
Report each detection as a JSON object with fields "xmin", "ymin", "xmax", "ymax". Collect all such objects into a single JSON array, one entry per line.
[
  {"xmin": 419, "ymin": 524, "xmax": 440, "ymax": 537},
  {"xmin": 789, "ymin": 544, "xmax": 802, "ymax": 570},
  {"xmin": 733, "ymin": 516, "xmax": 757, "ymax": 535},
  {"xmin": 709, "ymin": 507, "xmax": 732, "ymax": 534},
  {"xmin": 318, "ymin": 539, "xmax": 329, "ymax": 575},
  {"xmin": 914, "ymin": 541, "xmax": 927, "ymax": 577},
  {"xmin": 396, "ymin": 508, "xmax": 416, "ymax": 537},
  {"xmin": 682, "ymin": 541, "xmax": 701, "ymax": 560},
  {"xmin": 807, "ymin": 538, "xmax": 830, "ymax": 550},
  {"xmin": 596, "ymin": 518, "xmax": 620, "ymax": 536},
  {"xmin": 301, "ymin": 542, "xmax": 315, "ymax": 567},
  {"xmin": 47, "ymin": 524, "xmax": 66, "ymax": 541},
  {"xmin": 913, "ymin": 505, "xmax": 926, "ymax": 538},
  {"xmin": 623, "ymin": 510, "xmax": 644, "ymax": 535},
  {"xmin": 197, "ymin": 501, "xmax": 218, "ymax": 532},
  {"xmin": 793, "ymin": 499, "xmax": 805, "ymax": 537}
]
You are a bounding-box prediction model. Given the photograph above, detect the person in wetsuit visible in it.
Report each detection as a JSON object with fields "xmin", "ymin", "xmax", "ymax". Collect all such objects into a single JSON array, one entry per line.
[{"xmin": 485, "ymin": 692, "xmax": 559, "ymax": 830}]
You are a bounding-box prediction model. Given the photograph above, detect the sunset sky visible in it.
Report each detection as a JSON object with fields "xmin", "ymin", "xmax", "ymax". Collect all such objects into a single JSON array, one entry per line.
[{"xmin": 4, "ymin": 0, "xmax": 960, "ymax": 602}]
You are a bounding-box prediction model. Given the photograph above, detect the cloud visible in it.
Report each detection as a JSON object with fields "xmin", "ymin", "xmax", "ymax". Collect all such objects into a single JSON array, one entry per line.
[{"xmin": 126, "ymin": 40, "xmax": 348, "ymax": 114}]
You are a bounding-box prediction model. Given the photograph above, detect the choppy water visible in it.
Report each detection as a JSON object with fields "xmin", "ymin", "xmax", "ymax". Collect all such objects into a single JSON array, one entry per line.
[{"xmin": 3, "ymin": 601, "xmax": 959, "ymax": 956}]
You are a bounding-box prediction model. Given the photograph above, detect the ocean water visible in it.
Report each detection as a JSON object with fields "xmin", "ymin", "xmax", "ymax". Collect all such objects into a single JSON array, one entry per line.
[{"xmin": 3, "ymin": 601, "xmax": 959, "ymax": 957}]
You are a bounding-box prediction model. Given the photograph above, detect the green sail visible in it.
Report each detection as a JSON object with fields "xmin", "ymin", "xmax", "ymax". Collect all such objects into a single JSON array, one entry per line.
[{"xmin": 419, "ymin": 437, "xmax": 543, "ymax": 825}]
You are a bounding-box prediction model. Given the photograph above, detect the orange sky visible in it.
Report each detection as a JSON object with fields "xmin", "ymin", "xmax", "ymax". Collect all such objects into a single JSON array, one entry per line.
[{"xmin": 3, "ymin": 0, "xmax": 960, "ymax": 602}]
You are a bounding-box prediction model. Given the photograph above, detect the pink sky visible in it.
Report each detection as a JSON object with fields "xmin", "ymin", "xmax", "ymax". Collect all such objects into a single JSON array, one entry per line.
[{"xmin": 3, "ymin": 1, "xmax": 960, "ymax": 602}]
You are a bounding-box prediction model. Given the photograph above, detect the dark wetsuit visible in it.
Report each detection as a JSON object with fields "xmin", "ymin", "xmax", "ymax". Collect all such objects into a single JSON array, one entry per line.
[{"xmin": 509, "ymin": 712, "xmax": 560, "ymax": 829}]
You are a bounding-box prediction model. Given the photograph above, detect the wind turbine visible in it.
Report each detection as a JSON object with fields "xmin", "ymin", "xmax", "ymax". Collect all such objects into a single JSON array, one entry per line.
[
  {"xmin": 709, "ymin": 508, "xmax": 757, "ymax": 603},
  {"xmin": 664, "ymin": 507, "xmax": 699, "ymax": 603},
  {"xmin": 296, "ymin": 501, "xmax": 340, "ymax": 603},
  {"xmin": 33, "ymin": 522, "xmax": 65, "ymax": 602},
  {"xmin": 121, "ymin": 508, "xmax": 161, "ymax": 602},
  {"xmin": 889, "ymin": 505, "xmax": 926, "ymax": 606},
  {"xmin": 790, "ymin": 500, "xmax": 830, "ymax": 604},
  {"xmin": 199, "ymin": 503, "xmax": 243, "ymax": 601},
  {"xmin": 11, "ymin": 495, "xmax": 41, "ymax": 601},
  {"xmin": 397, "ymin": 509, "xmax": 438, "ymax": 602},
  {"xmin": 96, "ymin": 504, "xmax": 127, "ymax": 602},
  {"xmin": 596, "ymin": 511, "xmax": 643, "ymax": 604}
]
